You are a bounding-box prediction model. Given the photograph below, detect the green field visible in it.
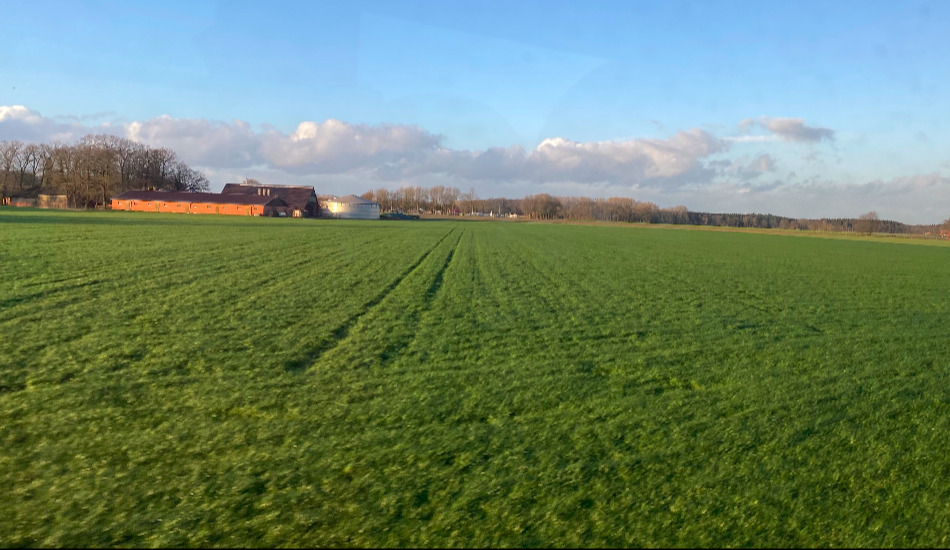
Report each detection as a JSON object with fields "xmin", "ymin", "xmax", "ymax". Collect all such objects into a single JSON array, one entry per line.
[{"xmin": 2, "ymin": 208, "xmax": 949, "ymax": 547}]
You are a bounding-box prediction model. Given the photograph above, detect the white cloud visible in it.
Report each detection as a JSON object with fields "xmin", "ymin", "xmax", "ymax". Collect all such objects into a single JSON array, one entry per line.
[
  {"xmin": 121, "ymin": 115, "xmax": 444, "ymax": 174},
  {"xmin": 710, "ymin": 154, "xmax": 777, "ymax": 180},
  {"xmin": 125, "ymin": 115, "xmax": 262, "ymax": 168},
  {"xmin": 530, "ymin": 130, "xmax": 725, "ymax": 183},
  {"xmin": 0, "ymin": 105, "xmax": 725, "ymax": 189},
  {"xmin": 260, "ymin": 119, "xmax": 442, "ymax": 173},
  {"xmin": 738, "ymin": 117, "xmax": 835, "ymax": 143},
  {"xmin": 722, "ymin": 135, "xmax": 780, "ymax": 143},
  {"xmin": 388, "ymin": 129, "xmax": 726, "ymax": 188},
  {"xmin": 0, "ymin": 105, "xmax": 39, "ymax": 123},
  {"xmin": 0, "ymin": 105, "xmax": 110, "ymax": 143}
]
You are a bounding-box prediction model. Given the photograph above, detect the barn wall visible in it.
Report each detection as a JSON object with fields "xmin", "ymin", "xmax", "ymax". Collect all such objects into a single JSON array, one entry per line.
[
  {"xmin": 217, "ymin": 204, "xmax": 261, "ymax": 216},
  {"xmin": 113, "ymin": 196, "xmax": 280, "ymax": 216},
  {"xmin": 129, "ymin": 201, "xmax": 159, "ymax": 212},
  {"xmin": 158, "ymin": 201, "xmax": 190, "ymax": 213}
]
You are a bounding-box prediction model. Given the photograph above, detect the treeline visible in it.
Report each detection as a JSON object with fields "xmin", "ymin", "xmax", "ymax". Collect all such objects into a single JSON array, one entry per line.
[
  {"xmin": 685, "ymin": 211, "xmax": 937, "ymax": 235},
  {"xmin": 360, "ymin": 188, "xmax": 691, "ymax": 222},
  {"xmin": 361, "ymin": 185, "xmax": 469, "ymax": 215},
  {"xmin": 0, "ymin": 135, "xmax": 208, "ymax": 208},
  {"xmin": 363, "ymin": 185, "xmax": 945, "ymax": 235}
]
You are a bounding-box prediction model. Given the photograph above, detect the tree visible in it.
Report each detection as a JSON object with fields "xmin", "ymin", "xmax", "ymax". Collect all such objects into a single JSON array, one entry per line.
[
  {"xmin": 0, "ymin": 140, "xmax": 22, "ymax": 200},
  {"xmin": 856, "ymin": 211, "xmax": 879, "ymax": 234},
  {"xmin": 374, "ymin": 187, "xmax": 390, "ymax": 211},
  {"xmin": 522, "ymin": 193, "xmax": 561, "ymax": 219},
  {"xmin": 20, "ymin": 143, "xmax": 44, "ymax": 194},
  {"xmin": 458, "ymin": 187, "xmax": 477, "ymax": 215},
  {"xmin": 0, "ymin": 135, "xmax": 211, "ymax": 206},
  {"xmin": 169, "ymin": 161, "xmax": 209, "ymax": 192}
]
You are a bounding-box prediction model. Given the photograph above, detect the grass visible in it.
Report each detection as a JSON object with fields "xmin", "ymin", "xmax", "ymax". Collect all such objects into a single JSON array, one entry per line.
[{"xmin": 2, "ymin": 208, "xmax": 949, "ymax": 547}]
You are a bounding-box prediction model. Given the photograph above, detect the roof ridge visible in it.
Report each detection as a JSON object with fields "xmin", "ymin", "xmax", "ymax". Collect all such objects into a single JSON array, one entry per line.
[{"xmin": 225, "ymin": 183, "xmax": 315, "ymax": 189}]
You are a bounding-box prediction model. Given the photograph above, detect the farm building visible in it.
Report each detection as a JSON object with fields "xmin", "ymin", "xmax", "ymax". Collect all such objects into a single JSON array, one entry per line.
[
  {"xmin": 37, "ymin": 194, "xmax": 69, "ymax": 209},
  {"xmin": 2, "ymin": 195, "xmax": 69, "ymax": 208},
  {"xmin": 320, "ymin": 194, "xmax": 381, "ymax": 219},
  {"xmin": 4, "ymin": 197, "xmax": 37, "ymax": 207},
  {"xmin": 221, "ymin": 183, "xmax": 319, "ymax": 218},
  {"xmin": 111, "ymin": 190, "xmax": 290, "ymax": 217}
]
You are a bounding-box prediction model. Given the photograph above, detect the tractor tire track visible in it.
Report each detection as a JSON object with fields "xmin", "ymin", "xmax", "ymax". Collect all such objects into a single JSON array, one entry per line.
[
  {"xmin": 285, "ymin": 225, "xmax": 461, "ymax": 372},
  {"xmin": 385, "ymin": 228, "xmax": 465, "ymax": 365}
]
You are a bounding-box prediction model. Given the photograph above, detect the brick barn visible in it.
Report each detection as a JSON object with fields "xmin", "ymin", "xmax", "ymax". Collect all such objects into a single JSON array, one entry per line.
[
  {"xmin": 111, "ymin": 190, "xmax": 290, "ymax": 217},
  {"xmin": 221, "ymin": 183, "xmax": 319, "ymax": 218}
]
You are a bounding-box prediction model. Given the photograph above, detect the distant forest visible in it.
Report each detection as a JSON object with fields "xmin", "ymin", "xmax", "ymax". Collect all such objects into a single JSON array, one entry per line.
[
  {"xmin": 2, "ymin": 136, "xmax": 947, "ymax": 236},
  {"xmin": 361, "ymin": 187, "xmax": 949, "ymax": 237}
]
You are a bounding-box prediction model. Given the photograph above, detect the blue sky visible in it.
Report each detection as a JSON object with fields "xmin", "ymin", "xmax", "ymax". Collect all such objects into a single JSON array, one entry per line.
[{"xmin": 2, "ymin": 0, "xmax": 949, "ymax": 223}]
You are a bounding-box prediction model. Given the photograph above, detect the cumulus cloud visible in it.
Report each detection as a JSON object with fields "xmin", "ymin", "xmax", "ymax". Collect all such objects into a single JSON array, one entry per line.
[
  {"xmin": 0, "ymin": 105, "xmax": 727, "ymax": 189},
  {"xmin": 737, "ymin": 117, "xmax": 834, "ymax": 143},
  {"xmin": 531, "ymin": 130, "xmax": 724, "ymax": 184},
  {"xmin": 388, "ymin": 129, "xmax": 726, "ymax": 188},
  {"xmin": 123, "ymin": 116, "xmax": 442, "ymax": 172},
  {"xmin": 710, "ymin": 154, "xmax": 777, "ymax": 180},
  {"xmin": 0, "ymin": 105, "xmax": 40, "ymax": 123},
  {"xmin": 260, "ymin": 119, "xmax": 442, "ymax": 173},
  {"xmin": 0, "ymin": 105, "xmax": 110, "ymax": 143},
  {"xmin": 124, "ymin": 116, "xmax": 444, "ymax": 174},
  {"xmin": 126, "ymin": 115, "xmax": 263, "ymax": 168}
]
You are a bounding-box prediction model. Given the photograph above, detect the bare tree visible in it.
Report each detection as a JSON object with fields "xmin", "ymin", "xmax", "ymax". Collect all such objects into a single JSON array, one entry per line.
[
  {"xmin": 374, "ymin": 187, "xmax": 390, "ymax": 211},
  {"xmin": 856, "ymin": 211, "xmax": 880, "ymax": 234},
  {"xmin": 166, "ymin": 161, "xmax": 208, "ymax": 192},
  {"xmin": 401, "ymin": 185, "xmax": 424, "ymax": 213},
  {"xmin": 146, "ymin": 147, "xmax": 177, "ymax": 189},
  {"xmin": 458, "ymin": 187, "xmax": 477, "ymax": 215},
  {"xmin": 43, "ymin": 143, "xmax": 74, "ymax": 199},
  {"xmin": 0, "ymin": 140, "xmax": 23, "ymax": 200},
  {"xmin": 20, "ymin": 143, "xmax": 43, "ymax": 194},
  {"xmin": 522, "ymin": 193, "xmax": 562, "ymax": 219}
]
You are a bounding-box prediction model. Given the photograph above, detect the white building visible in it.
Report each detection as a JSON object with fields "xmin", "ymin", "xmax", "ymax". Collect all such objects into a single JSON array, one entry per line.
[{"xmin": 320, "ymin": 194, "xmax": 381, "ymax": 219}]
